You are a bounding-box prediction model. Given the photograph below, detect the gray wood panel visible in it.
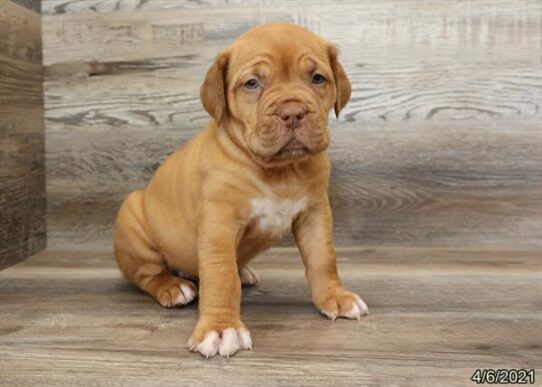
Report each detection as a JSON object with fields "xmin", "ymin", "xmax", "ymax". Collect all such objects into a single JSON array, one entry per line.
[
  {"xmin": 10, "ymin": 0, "xmax": 39, "ymax": 12},
  {"xmin": 0, "ymin": 247, "xmax": 541, "ymax": 386},
  {"xmin": 41, "ymin": 0, "xmax": 542, "ymax": 248},
  {"xmin": 0, "ymin": 0, "xmax": 46, "ymax": 269},
  {"xmin": 44, "ymin": 122, "xmax": 542, "ymax": 249}
]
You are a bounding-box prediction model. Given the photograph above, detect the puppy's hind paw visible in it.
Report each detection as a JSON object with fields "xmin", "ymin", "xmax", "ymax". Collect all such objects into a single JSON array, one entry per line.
[
  {"xmin": 240, "ymin": 266, "xmax": 260, "ymax": 287},
  {"xmin": 155, "ymin": 276, "xmax": 198, "ymax": 308}
]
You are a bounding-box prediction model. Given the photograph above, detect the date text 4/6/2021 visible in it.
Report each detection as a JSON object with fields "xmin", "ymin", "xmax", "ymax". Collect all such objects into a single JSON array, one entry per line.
[{"xmin": 471, "ymin": 369, "xmax": 535, "ymax": 384}]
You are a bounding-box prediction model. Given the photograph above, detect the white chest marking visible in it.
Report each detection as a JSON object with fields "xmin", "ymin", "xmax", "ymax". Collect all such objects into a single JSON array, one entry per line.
[{"xmin": 250, "ymin": 196, "xmax": 308, "ymax": 237}]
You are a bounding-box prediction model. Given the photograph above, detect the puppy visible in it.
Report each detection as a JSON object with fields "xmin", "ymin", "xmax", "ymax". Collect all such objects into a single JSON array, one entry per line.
[{"xmin": 114, "ymin": 22, "xmax": 368, "ymax": 358}]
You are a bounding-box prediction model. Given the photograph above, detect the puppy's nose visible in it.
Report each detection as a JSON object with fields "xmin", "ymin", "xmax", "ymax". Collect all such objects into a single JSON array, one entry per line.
[{"xmin": 277, "ymin": 101, "xmax": 307, "ymax": 129}]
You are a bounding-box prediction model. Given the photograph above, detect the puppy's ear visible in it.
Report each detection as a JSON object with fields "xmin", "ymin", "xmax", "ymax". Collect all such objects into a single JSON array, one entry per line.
[
  {"xmin": 200, "ymin": 51, "xmax": 229, "ymax": 124},
  {"xmin": 328, "ymin": 44, "xmax": 351, "ymax": 118}
]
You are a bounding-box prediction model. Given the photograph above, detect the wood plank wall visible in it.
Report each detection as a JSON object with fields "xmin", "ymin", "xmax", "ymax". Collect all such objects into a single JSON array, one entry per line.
[
  {"xmin": 0, "ymin": 0, "xmax": 46, "ymax": 268},
  {"xmin": 41, "ymin": 0, "xmax": 542, "ymax": 249}
]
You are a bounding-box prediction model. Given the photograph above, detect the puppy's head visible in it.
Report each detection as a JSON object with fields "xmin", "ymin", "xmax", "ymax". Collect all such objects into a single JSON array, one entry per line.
[{"xmin": 201, "ymin": 23, "xmax": 351, "ymax": 167}]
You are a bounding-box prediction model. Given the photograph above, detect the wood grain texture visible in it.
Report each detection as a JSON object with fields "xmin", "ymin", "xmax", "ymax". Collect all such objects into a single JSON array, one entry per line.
[
  {"xmin": 41, "ymin": 0, "xmax": 542, "ymax": 248},
  {"xmin": 1, "ymin": 247, "xmax": 541, "ymax": 386},
  {"xmin": 0, "ymin": 0, "xmax": 46, "ymax": 268},
  {"xmin": 44, "ymin": 122, "xmax": 542, "ymax": 249},
  {"xmin": 9, "ymin": 0, "xmax": 39, "ymax": 12}
]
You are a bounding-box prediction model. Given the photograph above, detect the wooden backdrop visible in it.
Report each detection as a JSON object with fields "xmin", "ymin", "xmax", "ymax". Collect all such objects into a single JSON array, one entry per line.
[
  {"xmin": 0, "ymin": 0, "xmax": 46, "ymax": 268},
  {"xmin": 41, "ymin": 0, "xmax": 542, "ymax": 249}
]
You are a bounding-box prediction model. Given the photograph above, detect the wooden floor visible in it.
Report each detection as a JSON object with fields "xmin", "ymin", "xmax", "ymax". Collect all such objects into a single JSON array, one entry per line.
[{"xmin": 1, "ymin": 247, "xmax": 540, "ymax": 386}]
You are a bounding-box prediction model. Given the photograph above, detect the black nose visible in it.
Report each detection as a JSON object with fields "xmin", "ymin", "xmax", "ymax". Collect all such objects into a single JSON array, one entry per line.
[{"xmin": 276, "ymin": 101, "xmax": 307, "ymax": 129}]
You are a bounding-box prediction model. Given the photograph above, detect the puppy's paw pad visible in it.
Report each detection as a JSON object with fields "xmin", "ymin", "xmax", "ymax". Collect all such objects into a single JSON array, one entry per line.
[
  {"xmin": 240, "ymin": 266, "xmax": 260, "ymax": 286},
  {"xmin": 189, "ymin": 328, "xmax": 252, "ymax": 358}
]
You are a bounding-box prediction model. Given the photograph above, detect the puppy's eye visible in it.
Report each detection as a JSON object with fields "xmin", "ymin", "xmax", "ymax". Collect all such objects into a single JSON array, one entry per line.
[
  {"xmin": 311, "ymin": 73, "xmax": 326, "ymax": 85},
  {"xmin": 243, "ymin": 78, "xmax": 260, "ymax": 90}
]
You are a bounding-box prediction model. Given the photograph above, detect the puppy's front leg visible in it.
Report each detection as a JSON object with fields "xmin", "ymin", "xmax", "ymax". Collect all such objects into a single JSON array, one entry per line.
[
  {"xmin": 293, "ymin": 195, "xmax": 369, "ymax": 320},
  {"xmin": 188, "ymin": 203, "xmax": 252, "ymax": 358}
]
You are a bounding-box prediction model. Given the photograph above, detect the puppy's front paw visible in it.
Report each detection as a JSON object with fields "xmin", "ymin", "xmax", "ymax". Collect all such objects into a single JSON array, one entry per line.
[
  {"xmin": 188, "ymin": 319, "xmax": 252, "ymax": 358},
  {"xmin": 315, "ymin": 288, "xmax": 369, "ymax": 320}
]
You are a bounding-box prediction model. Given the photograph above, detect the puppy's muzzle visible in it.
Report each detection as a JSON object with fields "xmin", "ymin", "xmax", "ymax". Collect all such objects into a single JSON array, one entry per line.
[
  {"xmin": 276, "ymin": 101, "xmax": 307, "ymax": 130},
  {"xmin": 275, "ymin": 100, "xmax": 311, "ymax": 156}
]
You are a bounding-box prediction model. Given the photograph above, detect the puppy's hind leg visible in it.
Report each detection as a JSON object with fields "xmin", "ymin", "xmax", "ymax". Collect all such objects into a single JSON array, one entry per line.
[{"xmin": 114, "ymin": 191, "xmax": 197, "ymax": 308}]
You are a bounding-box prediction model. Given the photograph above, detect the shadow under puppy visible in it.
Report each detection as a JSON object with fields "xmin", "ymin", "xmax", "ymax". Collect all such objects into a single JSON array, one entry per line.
[{"xmin": 114, "ymin": 22, "xmax": 368, "ymax": 358}]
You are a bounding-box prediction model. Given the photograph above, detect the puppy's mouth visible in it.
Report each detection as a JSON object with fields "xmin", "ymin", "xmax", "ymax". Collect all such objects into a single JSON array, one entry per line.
[{"xmin": 274, "ymin": 138, "xmax": 309, "ymax": 160}]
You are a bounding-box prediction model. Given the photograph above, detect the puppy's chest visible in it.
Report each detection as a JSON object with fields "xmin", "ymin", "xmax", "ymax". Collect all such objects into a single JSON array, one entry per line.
[{"xmin": 249, "ymin": 196, "xmax": 308, "ymax": 237}]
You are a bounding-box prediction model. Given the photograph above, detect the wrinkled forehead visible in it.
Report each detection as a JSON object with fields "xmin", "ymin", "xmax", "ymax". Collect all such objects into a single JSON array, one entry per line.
[{"xmin": 227, "ymin": 26, "xmax": 330, "ymax": 77}]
